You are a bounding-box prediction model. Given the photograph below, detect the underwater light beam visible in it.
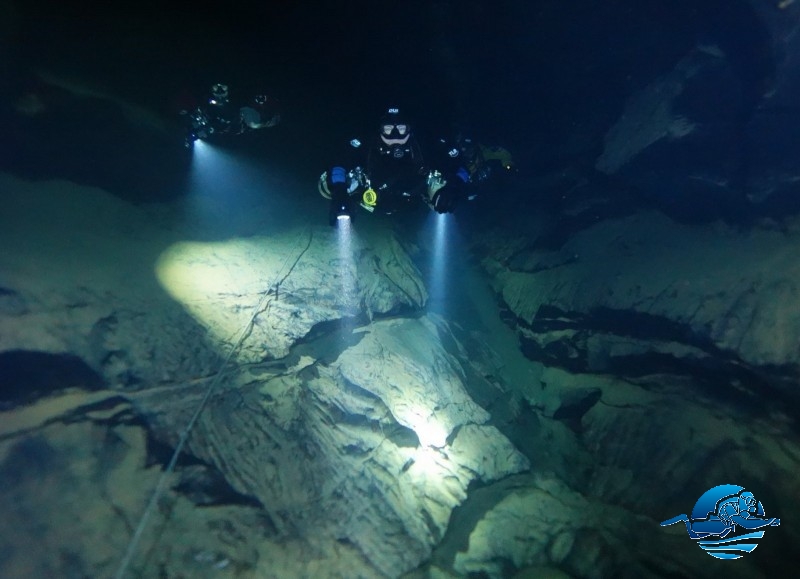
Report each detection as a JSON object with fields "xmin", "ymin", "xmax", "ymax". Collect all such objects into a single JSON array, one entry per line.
[
  {"xmin": 183, "ymin": 140, "xmax": 291, "ymax": 236},
  {"xmin": 427, "ymin": 212, "xmax": 450, "ymax": 314},
  {"xmin": 336, "ymin": 217, "xmax": 359, "ymax": 320}
]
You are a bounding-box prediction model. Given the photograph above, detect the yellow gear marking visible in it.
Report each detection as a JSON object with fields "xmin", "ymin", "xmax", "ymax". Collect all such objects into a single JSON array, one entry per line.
[{"xmin": 362, "ymin": 188, "xmax": 377, "ymax": 206}]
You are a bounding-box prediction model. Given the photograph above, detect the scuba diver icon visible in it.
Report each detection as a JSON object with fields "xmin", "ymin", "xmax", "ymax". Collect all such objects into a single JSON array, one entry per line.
[
  {"xmin": 661, "ymin": 484, "xmax": 780, "ymax": 561},
  {"xmin": 663, "ymin": 490, "xmax": 780, "ymax": 539}
]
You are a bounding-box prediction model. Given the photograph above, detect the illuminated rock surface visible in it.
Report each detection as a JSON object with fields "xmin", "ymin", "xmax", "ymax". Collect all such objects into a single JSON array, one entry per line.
[
  {"xmin": 0, "ymin": 174, "xmax": 529, "ymax": 577},
  {"xmin": 3, "ymin": 169, "xmax": 798, "ymax": 578}
]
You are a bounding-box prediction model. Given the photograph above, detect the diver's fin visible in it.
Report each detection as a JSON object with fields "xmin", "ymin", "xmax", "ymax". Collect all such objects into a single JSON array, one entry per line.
[{"xmin": 660, "ymin": 514, "xmax": 690, "ymax": 527}]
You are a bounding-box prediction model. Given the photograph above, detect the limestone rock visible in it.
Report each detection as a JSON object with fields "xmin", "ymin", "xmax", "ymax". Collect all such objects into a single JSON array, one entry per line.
[
  {"xmin": 154, "ymin": 226, "xmax": 427, "ymax": 363},
  {"xmin": 0, "ymin": 173, "xmax": 428, "ymax": 390},
  {"xmin": 480, "ymin": 211, "xmax": 800, "ymax": 398},
  {"xmin": 0, "ymin": 174, "xmax": 223, "ymax": 389},
  {"xmin": 452, "ymin": 475, "xmax": 765, "ymax": 579},
  {"xmin": 335, "ymin": 317, "xmax": 489, "ymax": 448},
  {"xmin": 595, "ymin": 47, "xmax": 712, "ymax": 175},
  {"xmin": 448, "ymin": 424, "xmax": 530, "ymax": 482},
  {"xmin": 132, "ymin": 315, "xmax": 529, "ymax": 577}
]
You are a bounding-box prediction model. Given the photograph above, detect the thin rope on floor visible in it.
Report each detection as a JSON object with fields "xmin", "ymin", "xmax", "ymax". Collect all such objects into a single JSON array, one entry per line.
[{"xmin": 114, "ymin": 229, "xmax": 312, "ymax": 579}]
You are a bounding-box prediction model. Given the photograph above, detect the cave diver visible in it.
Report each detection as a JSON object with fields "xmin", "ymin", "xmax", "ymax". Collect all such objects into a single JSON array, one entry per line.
[
  {"xmin": 318, "ymin": 107, "xmax": 474, "ymax": 225},
  {"xmin": 183, "ymin": 83, "xmax": 281, "ymax": 147}
]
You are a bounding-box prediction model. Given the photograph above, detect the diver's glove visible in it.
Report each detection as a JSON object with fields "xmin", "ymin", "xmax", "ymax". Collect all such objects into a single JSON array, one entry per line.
[
  {"xmin": 427, "ymin": 168, "xmax": 469, "ymax": 213},
  {"xmin": 431, "ymin": 184, "xmax": 459, "ymax": 213}
]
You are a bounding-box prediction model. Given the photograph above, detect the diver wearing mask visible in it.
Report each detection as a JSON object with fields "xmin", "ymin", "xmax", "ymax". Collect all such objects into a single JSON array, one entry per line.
[
  {"xmin": 183, "ymin": 83, "xmax": 281, "ymax": 148},
  {"xmin": 376, "ymin": 110, "xmax": 416, "ymax": 159},
  {"xmin": 318, "ymin": 107, "xmax": 469, "ymax": 224},
  {"xmin": 366, "ymin": 108, "xmax": 427, "ymax": 211}
]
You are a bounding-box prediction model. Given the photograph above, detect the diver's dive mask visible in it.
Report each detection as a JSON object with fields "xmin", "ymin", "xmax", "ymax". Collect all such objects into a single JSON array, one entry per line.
[{"xmin": 380, "ymin": 123, "xmax": 410, "ymax": 147}]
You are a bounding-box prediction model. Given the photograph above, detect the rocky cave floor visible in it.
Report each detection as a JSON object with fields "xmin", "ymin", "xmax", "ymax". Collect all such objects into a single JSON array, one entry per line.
[{"xmin": 1, "ymin": 170, "xmax": 799, "ymax": 579}]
